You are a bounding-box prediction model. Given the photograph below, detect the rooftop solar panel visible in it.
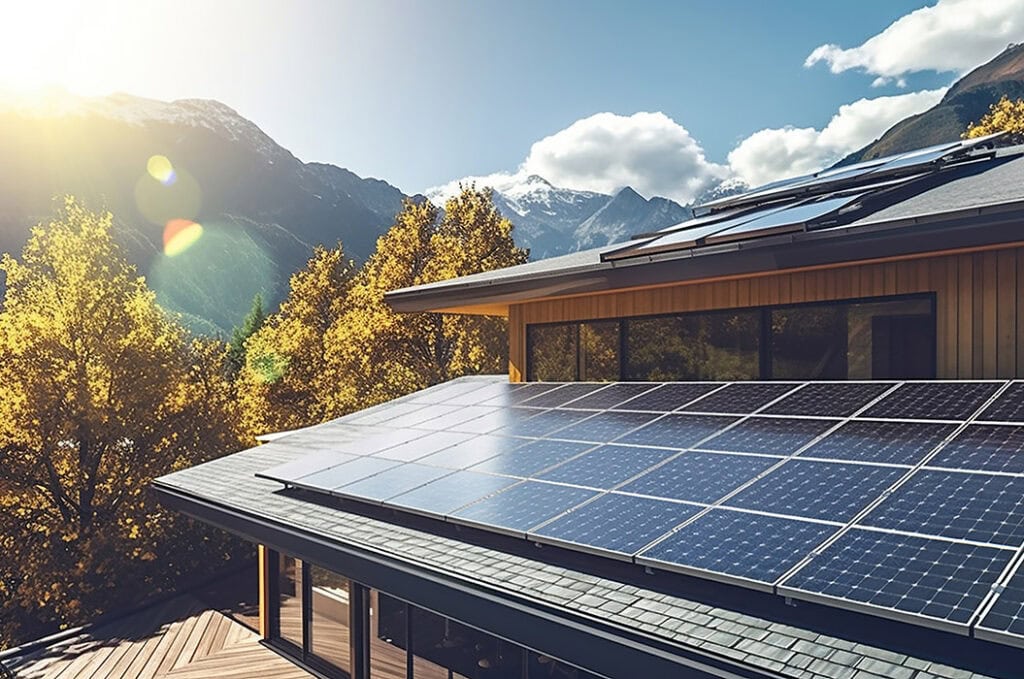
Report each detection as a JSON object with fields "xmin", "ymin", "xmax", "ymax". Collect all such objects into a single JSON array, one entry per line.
[
  {"xmin": 481, "ymin": 382, "xmax": 562, "ymax": 406},
  {"xmin": 637, "ymin": 509, "xmax": 839, "ymax": 587},
  {"xmin": 797, "ymin": 420, "xmax": 956, "ymax": 465},
  {"xmin": 452, "ymin": 481, "xmax": 599, "ymax": 535},
  {"xmin": 606, "ymin": 205, "xmax": 790, "ymax": 257},
  {"xmin": 537, "ymin": 444, "xmax": 675, "ymax": 489},
  {"xmin": 619, "ymin": 451, "xmax": 780, "ymax": 504},
  {"xmin": 615, "ymin": 413, "xmax": 738, "ymax": 449},
  {"xmin": 296, "ymin": 456, "xmax": 402, "ymax": 491},
  {"xmin": 489, "ymin": 408, "xmax": 595, "ymax": 438},
  {"xmin": 704, "ymin": 194, "xmax": 865, "ymax": 246},
  {"xmin": 977, "ymin": 382, "xmax": 1024, "ymax": 422},
  {"xmin": 977, "ymin": 564, "xmax": 1024, "ymax": 645},
  {"xmin": 723, "ymin": 460, "xmax": 905, "ymax": 522},
  {"xmin": 532, "ymin": 493, "xmax": 701, "ymax": 557},
  {"xmin": 680, "ymin": 382, "xmax": 798, "ymax": 414},
  {"xmin": 611, "ymin": 382, "xmax": 723, "ymax": 411},
  {"xmin": 413, "ymin": 434, "xmax": 522, "ymax": 469},
  {"xmin": 468, "ymin": 439, "xmax": 596, "ymax": 477},
  {"xmin": 858, "ymin": 470, "xmax": 1024, "ymax": 547},
  {"xmin": 780, "ymin": 529, "xmax": 1013, "ymax": 629},
  {"xmin": 762, "ymin": 382, "xmax": 894, "ymax": 417},
  {"xmin": 926, "ymin": 424, "xmax": 1024, "ymax": 474},
  {"xmin": 255, "ymin": 450, "xmax": 358, "ymax": 482},
  {"xmin": 551, "ymin": 410, "xmax": 660, "ymax": 443},
  {"xmin": 565, "ymin": 382, "xmax": 658, "ymax": 410},
  {"xmin": 448, "ymin": 407, "xmax": 544, "ymax": 435},
  {"xmin": 334, "ymin": 463, "xmax": 452, "ymax": 503},
  {"xmin": 859, "ymin": 382, "xmax": 1002, "ymax": 421},
  {"xmin": 699, "ymin": 417, "xmax": 836, "ymax": 455},
  {"xmin": 387, "ymin": 470, "xmax": 519, "ymax": 516},
  {"xmin": 411, "ymin": 405, "xmax": 502, "ymax": 431},
  {"xmin": 520, "ymin": 383, "xmax": 608, "ymax": 408},
  {"xmin": 371, "ymin": 430, "xmax": 477, "ymax": 462}
]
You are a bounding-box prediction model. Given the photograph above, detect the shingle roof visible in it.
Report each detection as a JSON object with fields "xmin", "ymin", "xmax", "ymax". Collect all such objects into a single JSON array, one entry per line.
[{"xmin": 155, "ymin": 398, "xmax": 1006, "ymax": 679}]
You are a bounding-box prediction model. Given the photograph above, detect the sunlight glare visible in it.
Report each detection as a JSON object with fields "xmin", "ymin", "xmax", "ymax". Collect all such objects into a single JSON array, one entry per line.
[
  {"xmin": 146, "ymin": 155, "xmax": 177, "ymax": 186},
  {"xmin": 163, "ymin": 219, "xmax": 204, "ymax": 257}
]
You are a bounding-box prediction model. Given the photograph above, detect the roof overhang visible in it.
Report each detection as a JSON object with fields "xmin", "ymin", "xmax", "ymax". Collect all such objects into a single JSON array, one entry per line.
[{"xmin": 384, "ymin": 199, "xmax": 1024, "ymax": 315}]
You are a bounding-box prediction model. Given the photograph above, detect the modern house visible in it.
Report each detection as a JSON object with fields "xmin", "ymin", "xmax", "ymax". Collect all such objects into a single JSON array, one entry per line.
[{"xmin": 153, "ymin": 133, "xmax": 1024, "ymax": 679}]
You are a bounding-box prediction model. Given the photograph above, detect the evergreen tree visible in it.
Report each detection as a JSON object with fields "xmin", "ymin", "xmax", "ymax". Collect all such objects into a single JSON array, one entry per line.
[{"xmin": 227, "ymin": 293, "xmax": 267, "ymax": 376}]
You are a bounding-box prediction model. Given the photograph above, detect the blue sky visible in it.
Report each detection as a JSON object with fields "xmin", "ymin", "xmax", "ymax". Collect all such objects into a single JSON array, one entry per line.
[{"xmin": 2, "ymin": 1, "xmax": 1020, "ymax": 200}]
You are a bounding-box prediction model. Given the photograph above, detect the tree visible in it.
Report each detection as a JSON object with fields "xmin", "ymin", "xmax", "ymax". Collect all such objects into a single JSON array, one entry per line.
[
  {"xmin": 324, "ymin": 187, "xmax": 528, "ymax": 411},
  {"xmin": 227, "ymin": 293, "xmax": 267, "ymax": 376},
  {"xmin": 964, "ymin": 95, "xmax": 1024, "ymax": 143},
  {"xmin": 236, "ymin": 245, "xmax": 354, "ymax": 437},
  {"xmin": 0, "ymin": 199, "xmax": 247, "ymax": 645}
]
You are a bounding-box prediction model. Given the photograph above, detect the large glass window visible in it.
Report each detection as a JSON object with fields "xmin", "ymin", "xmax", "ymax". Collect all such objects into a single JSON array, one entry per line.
[
  {"xmin": 310, "ymin": 564, "xmax": 354, "ymax": 674},
  {"xmin": 526, "ymin": 295, "xmax": 935, "ymax": 382},
  {"xmin": 277, "ymin": 554, "xmax": 304, "ymax": 650}
]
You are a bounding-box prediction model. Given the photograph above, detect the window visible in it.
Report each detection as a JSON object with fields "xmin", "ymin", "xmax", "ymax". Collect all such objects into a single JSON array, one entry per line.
[
  {"xmin": 277, "ymin": 554, "xmax": 304, "ymax": 650},
  {"xmin": 310, "ymin": 564, "xmax": 354, "ymax": 674},
  {"xmin": 526, "ymin": 294, "xmax": 935, "ymax": 382}
]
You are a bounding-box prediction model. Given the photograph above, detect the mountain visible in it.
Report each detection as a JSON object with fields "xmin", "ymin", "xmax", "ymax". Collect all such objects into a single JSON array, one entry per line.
[
  {"xmin": 0, "ymin": 91, "xmax": 406, "ymax": 334},
  {"xmin": 427, "ymin": 174, "xmax": 692, "ymax": 258},
  {"xmin": 841, "ymin": 43, "xmax": 1024, "ymax": 164}
]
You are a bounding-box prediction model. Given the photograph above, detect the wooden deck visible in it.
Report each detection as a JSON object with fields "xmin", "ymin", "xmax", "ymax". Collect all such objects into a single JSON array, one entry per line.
[{"xmin": 3, "ymin": 592, "xmax": 312, "ymax": 679}]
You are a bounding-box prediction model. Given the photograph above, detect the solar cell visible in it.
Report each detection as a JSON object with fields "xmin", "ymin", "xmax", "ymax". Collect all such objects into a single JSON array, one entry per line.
[
  {"xmin": 566, "ymin": 383, "xmax": 658, "ymax": 410},
  {"xmin": 387, "ymin": 470, "xmax": 520, "ymax": 516},
  {"xmin": 798, "ymin": 420, "xmax": 956, "ymax": 465},
  {"xmin": 256, "ymin": 451, "xmax": 358, "ymax": 482},
  {"xmin": 372, "ymin": 430, "xmax": 478, "ymax": 462},
  {"xmin": 489, "ymin": 408, "xmax": 595, "ymax": 438},
  {"xmin": 334, "ymin": 428, "xmax": 429, "ymax": 456},
  {"xmin": 638, "ymin": 509, "xmax": 838, "ymax": 585},
  {"xmin": 762, "ymin": 382, "xmax": 894, "ymax": 417},
  {"xmin": 296, "ymin": 456, "xmax": 401, "ymax": 491},
  {"xmin": 440, "ymin": 381, "xmax": 526, "ymax": 407},
  {"xmin": 533, "ymin": 493, "xmax": 701, "ymax": 556},
  {"xmin": 452, "ymin": 481, "xmax": 598, "ymax": 534},
  {"xmin": 978, "ymin": 383, "xmax": 1024, "ymax": 422},
  {"xmin": 550, "ymin": 411, "xmax": 660, "ymax": 443},
  {"xmin": 782, "ymin": 529, "xmax": 1013, "ymax": 626},
  {"xmin": 412, "ymin": 405, "xmax": 502, "ymax": 431},
  {"xmin": 681, "ymin": 382, "xmax": 798, "ymax": 414},
  {"xmin": 520, "ymin": 383, "xmax": 607, "ymax": 408},
  {"xmin": 704, "ymin": 194, "xmax": 864, "ymax": 246},
  {"xmin": 699, "ymin": 417, "xmax": 835, "ymax": 455},
  {"xmin": 334, "ymin": 463, "xmax": 452, "ymax": 502},
  {"xmin": 724, "ymin": 460, "xmax": 905, "ymax": 522},
  {"xmin": 619, "ymin": 451, "xmax": 779, "ymax": 504},
  {"xmin": 537, "ymin": 444, "xmax": 675, "ymax": 489},
  {"xmin": 859, "ymin": 382, "xmax": 1001, "ymax": 421},
  {"xmin": 611, "ymin": 383, "xmax": 723, "ymax": 412},
  {"xmin": 613, "ymin": 206, "xmax": 788, "ymax": 254},
  {"xmin": 345, "ymin": 402, "xmax": 428, "ymax": 426},
  {"xmin": 414, "ymin": 434, "xmax": 523, "ymax": 469},
  {"xmin": 409, "ymin": 379, "xmax": 495, "ymax": 404},
  {"xmin": 469, "ymin": 439, "xmax": 596, "ymax": 477},
  {"xmin": 448, "ymin": 406, "xmax": 544, "ymax": 435},
  {"xmin": 481, "ymin": 382, "xmax": 563, "ymax": 406},
  {"xmin": 859, "ymin": 470, "xmax": 1024, "ymax": 547},
  {"xmin": 616, "ymin": 413, "xmax": 738, "ymax": 449},
  {"xmin": 927, "ymin": 425, "xmax": 1024, "ymax": 474},
  {"xmin": 978, "ymin": 565, "xmax": 1024, "ymax": 640}
]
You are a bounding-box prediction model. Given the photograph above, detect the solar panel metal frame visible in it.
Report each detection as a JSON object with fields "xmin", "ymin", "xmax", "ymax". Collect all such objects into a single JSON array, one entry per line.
[
  {"xmin": 973, "ymin": 549, "xmax": 1024, "ymax": 649},
  {"xmin": 702, "ymin": 193, "xmax": 866, "ymax": 247}
]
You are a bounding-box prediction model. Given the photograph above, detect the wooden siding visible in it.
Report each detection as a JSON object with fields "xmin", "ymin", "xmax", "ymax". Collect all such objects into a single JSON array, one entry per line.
[{"xmin": 508, "ymin": 245, "xmax": 1024, "ymax": 382}]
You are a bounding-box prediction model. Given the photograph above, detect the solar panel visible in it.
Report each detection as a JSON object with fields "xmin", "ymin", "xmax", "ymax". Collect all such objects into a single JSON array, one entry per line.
[
  {"xmin": 859, "ymin": 382, "xmax": 1002, "ymax": 421},
  {"xmin": 537, "ymin": 444, "xmax": 675, "ymax": 489},
  {"xmin": 468, "ymin": 439, "xmax": 595, "ymax": 477},
  {"xmin": 704, "ymin": 194, "xmax": 865, "ymax": 246},
  {"xmin": 927, "ymin": 425, "xmax": 1024, "ymax": 474},
  {"xmin": 762, "ymin": 382, "xmax": 894, "ymax": 417},
  {"xmin": 334, "ymin": 463, "xmax": 452, "ymax": 503},
  {"xmin": 606, "ymin": 205, "xmax": 790, "ymax": 257},
  {"xmin": 532, "ymin": 493, "xmax": 701, "ymax": 557},
  {"xmin": 859, "ymin": 470, "xmax": 1024, "ymax": 547},
  {"xmin": 333, "ymin": 428, "xmax": 429, "ymax": 456},
  {"xmin": 451, "ymin": 481, "xmax": 598, "ymax": 535},
  {"xmin": 346, "ymin": 401, "xmax": 429, "ymax": 426},
  {"xmin": 520, "ymin": 383, "xmax": 607, "ymax": 408},
  {"xmin": 448, "ymin": 407, "xmax": 544, "ymax": 434},
  {"xmin": 551, "ymin": 411, "xmax": 660, "ymax": 443},
  {"xmin": 723, "ymin": 460, "xmax": 905, "ymax": 522},
  {"xmin": 699, "ymin": 417, "xmax": 836, "ymax": 455},
  {"xmin": 619, "ymin": 451, "xmax": 780, "ymax": 504},
  {"xmin": 387, "ymin": 470, "xmax": 519, "ymax": 516},
  {"xmin": 296, "ymin": 456, "xmax": 401, "ymax": 491},
  {"xmin": 372, "ymin": 430, "xmax": 478, "ymax": 462},
  {"xmin": 797, "ymin": 420, "xmax": 956, "ymax": 465},
  {"xmin": 438, "ymin": 381, "xmax": 528, "ymax": 407},
  {"xmin": 565, "ymin": 382, "xmax": 658, "ymax": 410},
  {"xmin": 412, "ymin": 405, "xmax": 502, "ymax": 431},
  {"xmin": 481, "ymin": 382, "xmax": 562, "ymax": 406},
  {"xmin": 977, "ymin": 382, "xmax": 1024, "ymax": 422},
  {"xmin": 255, "ymin": 450, "xmax": 358, "ymax": 482},
  {"xmin": 414, "ymin": 434, "xmax": 522, "ymax": 469},
  {"xmin": 637, "ymin": 509, "xmax": 839, "ymax": 586},
  {"xmin": 977, "ymin": 564, "xmax": 1024, "ymax": 644},
  {"xmin": 611, "ymin": 382, "xmax": 723, "ymax": 411},
  {"xmin": 615, "ymin": 413, "xmax": 738, "ymax": 449},
  {"xmin": 680, "ymin": 382, "xmax": 798, "ymax": 414},
  {"xmin": 488, "ymin": 408, "xmax": 594, "ymax": 438},
  {"xmin": 780, "ymin": 529, "xmax": 1013, "ymax": 628}
]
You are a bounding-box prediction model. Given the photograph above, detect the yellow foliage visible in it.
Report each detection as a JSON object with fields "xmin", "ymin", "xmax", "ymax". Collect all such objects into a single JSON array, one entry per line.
[{"xmin": 964, "ymin": 95, "xmax": 1024, "ymax": 141}]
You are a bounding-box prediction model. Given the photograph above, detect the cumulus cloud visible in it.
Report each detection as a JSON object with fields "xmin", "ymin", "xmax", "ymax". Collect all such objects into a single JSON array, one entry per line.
[
  {"xmin": 805, "ymin": 0, "xmax": 1024, "ymax": 79},
  {"xmin": 426, "ymin": 112, "xmax": 727, "ymax": 205},
  {"xmin": 727, "ymin": 88, "xmax": 946, "ymax": 187}
]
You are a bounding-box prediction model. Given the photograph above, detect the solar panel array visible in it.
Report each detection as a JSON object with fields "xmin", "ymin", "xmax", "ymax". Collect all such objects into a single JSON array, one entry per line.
[
  {"xmin": 258, "ymin": 376, "xmax": 1024, "ymax": 646},
  {"xmin": 603, "ymin": 132, "xmax": 1008, "ymax": 263}
]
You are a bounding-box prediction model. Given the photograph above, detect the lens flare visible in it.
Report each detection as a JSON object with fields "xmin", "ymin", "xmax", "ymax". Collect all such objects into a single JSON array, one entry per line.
[
  {"xmin": 147, "ymin": 155, "xmax": 177, "ymax": 186},
  {"xmin": 163, "ymin": 219, "xmax": 204, "ymax": 257}
]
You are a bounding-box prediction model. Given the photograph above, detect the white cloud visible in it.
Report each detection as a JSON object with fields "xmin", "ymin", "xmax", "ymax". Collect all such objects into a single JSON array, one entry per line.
[
  {"xmin": 727, "ymin": 88, "xmax": 947, "ymax": 187},
  {"xmin": 805, "ymin": 0, "xmax": 1024, "ymax": 79},
  {"xmin": 426, "ymin": 112, "xmax": 728, "ymax": 205}
]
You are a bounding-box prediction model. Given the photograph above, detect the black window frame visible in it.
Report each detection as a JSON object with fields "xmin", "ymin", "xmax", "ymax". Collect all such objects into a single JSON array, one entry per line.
[{"xmin": 524, "ymin": 292, "xmax": 937, "ymax": 382}]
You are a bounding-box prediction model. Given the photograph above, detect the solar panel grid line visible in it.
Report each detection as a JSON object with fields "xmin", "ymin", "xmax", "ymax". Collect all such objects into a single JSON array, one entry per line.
[
  {"xmin": 973, "ymin": 548, "xmax": 1024, "ymax": 647},
  {"xmin": 837, "ymin": 522, "xmax": 1022, "ymax": 552},
  {"xmin": 608, "ymin": 381, "xmax": 731, "ymax": 413},
  {"xmin": 676, "ymin": 381, "xmax": 808, "ymax": 415}
]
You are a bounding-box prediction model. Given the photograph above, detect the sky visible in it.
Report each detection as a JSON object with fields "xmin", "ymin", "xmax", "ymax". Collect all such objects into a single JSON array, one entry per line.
[{"xmin": 2, "ymin": 0, "xmax": 1022, "ymax": 202}]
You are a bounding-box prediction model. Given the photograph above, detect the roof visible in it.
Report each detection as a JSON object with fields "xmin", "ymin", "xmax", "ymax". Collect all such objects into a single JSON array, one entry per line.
[
  {"xmin": 386, "ymin": 141, "xmax": 1024, "ymax": 315},
  {"xmin": 154, "ymin": 376, "xmax": 1020, "ymax": 679}
]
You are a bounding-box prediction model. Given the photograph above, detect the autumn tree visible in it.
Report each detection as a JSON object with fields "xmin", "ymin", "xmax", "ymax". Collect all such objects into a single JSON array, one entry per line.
[
  {"xmin": 964, "ymin": 95, "xmax": 1024, "ymax": 143},
  {"xmin": 0, "ymin": 199, "xmax": 247, "ymax": 645},
  {"xmin": 227, "ymin": 293, "xmax": 267, "ymax": 376},
  {"xmin": 324, "ymin": 187, "xmax": 527, "ymax": 411},
  {"xmin": 235, "ymin": 244, "xmax": 354, "ymax": 437}
]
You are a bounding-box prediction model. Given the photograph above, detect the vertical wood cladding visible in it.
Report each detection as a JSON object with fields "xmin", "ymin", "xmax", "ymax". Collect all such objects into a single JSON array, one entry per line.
[{"xmin": 507, "ymin": 245, "xmax": 1024, "ymax": 382}]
